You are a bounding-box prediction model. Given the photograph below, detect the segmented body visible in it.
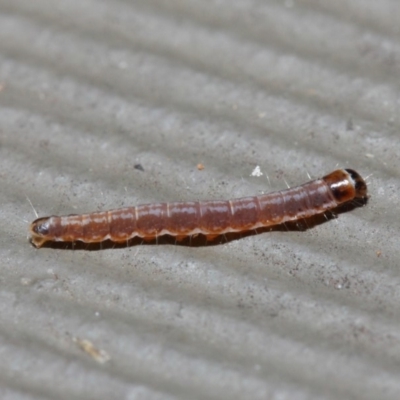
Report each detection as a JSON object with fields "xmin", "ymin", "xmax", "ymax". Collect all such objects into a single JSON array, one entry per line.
[{"xmin": 29, "ymin": 169, "xmax": 367, "ymax": 248}]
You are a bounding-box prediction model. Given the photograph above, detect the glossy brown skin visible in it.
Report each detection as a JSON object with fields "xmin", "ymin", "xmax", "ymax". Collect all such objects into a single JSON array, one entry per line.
[{"xmin": 30, "ymin": 169, "xmax": 367, "ymax": 248}]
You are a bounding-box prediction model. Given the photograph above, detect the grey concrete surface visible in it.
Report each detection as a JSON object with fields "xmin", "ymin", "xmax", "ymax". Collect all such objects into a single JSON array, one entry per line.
[{"xmin": 0, "ymin": 0, "xmax": 399, "ymax": 399}]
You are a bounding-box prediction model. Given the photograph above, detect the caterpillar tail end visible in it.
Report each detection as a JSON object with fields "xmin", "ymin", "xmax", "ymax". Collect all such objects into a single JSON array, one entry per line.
[{"xmin": 29, "ymin": 217, "xmax": 52, "ymax": 248}]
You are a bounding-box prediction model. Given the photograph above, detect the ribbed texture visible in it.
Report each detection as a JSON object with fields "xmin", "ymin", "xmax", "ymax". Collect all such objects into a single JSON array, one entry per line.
[{"xmin": 0, "ymin": 1, "xmax": 399, "ymax": 399}]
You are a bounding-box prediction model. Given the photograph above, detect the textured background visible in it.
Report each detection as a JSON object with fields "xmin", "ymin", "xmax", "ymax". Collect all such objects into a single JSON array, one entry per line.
[{"xmin": 1, "ymin": 1, "xmax": 400, "ymax": 399}]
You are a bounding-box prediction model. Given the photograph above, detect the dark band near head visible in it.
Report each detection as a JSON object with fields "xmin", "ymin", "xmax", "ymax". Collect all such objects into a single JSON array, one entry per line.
[{"xmin": 344, "ymin": 169, "xmax": 368, "ymax": 199}]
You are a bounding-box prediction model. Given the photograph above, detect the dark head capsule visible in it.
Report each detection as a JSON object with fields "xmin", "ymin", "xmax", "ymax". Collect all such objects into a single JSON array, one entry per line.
[{"xmin": 322, "ymin": 169, "xmax": 367, "ymax": 204}]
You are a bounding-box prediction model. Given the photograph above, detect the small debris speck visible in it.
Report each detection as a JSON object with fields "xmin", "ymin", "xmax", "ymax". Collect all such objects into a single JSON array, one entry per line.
[
  {"xmin": 250, "ymin": 166, "xmax": 263, "ymax": 177},
  {"xmin": 134, "ymin": 164, "xmax": 144, "ymax": 171},
  {"xmin": 73, "ymin": 337, "xmax": 110, "ymax": 364}
]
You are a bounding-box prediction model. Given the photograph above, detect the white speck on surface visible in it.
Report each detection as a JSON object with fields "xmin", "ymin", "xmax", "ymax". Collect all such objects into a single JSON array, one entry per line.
[{"xmin": 250, "ymin": 166, "xmax": 263, "ymax": 177}]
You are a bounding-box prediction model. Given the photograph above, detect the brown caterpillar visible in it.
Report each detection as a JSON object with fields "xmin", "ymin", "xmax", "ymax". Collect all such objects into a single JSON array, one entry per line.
[{"xmin": 30, "ymin": 169, "xmax": 367, "ymax": 248}]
